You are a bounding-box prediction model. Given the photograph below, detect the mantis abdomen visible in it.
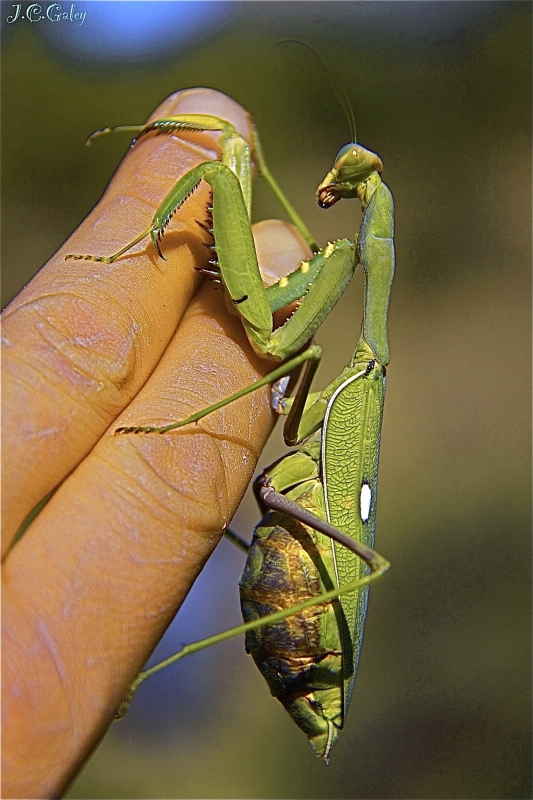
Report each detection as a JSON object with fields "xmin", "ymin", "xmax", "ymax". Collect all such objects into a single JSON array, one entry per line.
[
  {"xmin": 240, "ymin": 453, "xmax": 344, "ymax": 759},
  {"xmin": 240, "ymin": 347, "xmax": 387, "ymax": 760}
]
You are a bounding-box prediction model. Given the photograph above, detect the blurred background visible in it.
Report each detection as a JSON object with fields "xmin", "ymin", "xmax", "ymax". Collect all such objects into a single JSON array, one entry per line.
[{"xmin": 2, "ymin": 2, "xmax": 531, "ymax": 798}]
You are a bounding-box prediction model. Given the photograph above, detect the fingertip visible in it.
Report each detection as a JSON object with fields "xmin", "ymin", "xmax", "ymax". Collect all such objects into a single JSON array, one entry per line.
[
  {"xmin": 149, "ymin": 87, "xmax": 254, "ymax": 150},
  {"xmin": 252, "ymin": 219, "xmax": 313, "ymax": 285}
]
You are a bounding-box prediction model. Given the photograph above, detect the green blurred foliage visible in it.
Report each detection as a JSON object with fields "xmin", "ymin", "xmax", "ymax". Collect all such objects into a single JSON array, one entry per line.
[{"xmin": 2, "ymin": 2, "xmax": 531, "ymax": 798}]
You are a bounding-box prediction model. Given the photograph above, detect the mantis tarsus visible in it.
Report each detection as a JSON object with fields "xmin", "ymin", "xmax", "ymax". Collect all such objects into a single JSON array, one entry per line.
[{"xmin": 66, "ymin": 91, "xmax": 394, "ymax": 760}]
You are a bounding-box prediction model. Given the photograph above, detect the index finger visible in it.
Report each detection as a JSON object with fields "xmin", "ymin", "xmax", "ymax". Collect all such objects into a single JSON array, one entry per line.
[{"xmin": 1, "ymin": 88, "xmax": 252, "ymax": 547}]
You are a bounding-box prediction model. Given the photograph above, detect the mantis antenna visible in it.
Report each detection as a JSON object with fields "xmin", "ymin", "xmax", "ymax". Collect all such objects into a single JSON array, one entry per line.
[{"xmin": 278, "ymin": 39, "xmax": 357, "ymax": 143}]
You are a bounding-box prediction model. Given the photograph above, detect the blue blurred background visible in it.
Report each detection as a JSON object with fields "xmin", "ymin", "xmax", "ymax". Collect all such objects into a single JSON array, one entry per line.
[{"xmin": 2, "ymin": 2, "xmax": 531, "ymax": 797}]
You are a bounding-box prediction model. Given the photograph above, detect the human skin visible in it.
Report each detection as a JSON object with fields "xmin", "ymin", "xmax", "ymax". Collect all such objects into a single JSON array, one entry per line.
[{"xmin": 1, "ymin": 88, "xmax": 311, "ymax": 799}]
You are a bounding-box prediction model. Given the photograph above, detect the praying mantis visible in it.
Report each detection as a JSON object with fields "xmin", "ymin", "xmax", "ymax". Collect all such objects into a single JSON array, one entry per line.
[{"xmin": 65, "ymin": 86, "xmax": 395, "ymax": 760}]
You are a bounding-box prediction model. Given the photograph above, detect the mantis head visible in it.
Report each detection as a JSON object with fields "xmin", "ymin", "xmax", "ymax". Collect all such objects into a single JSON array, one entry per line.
[{"xmin": 317, "ymin": 143, "xmax": 383, "ymax": 208}]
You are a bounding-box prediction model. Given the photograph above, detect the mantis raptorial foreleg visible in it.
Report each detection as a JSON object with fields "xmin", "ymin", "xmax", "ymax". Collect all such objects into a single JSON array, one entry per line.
[{"xmin": 64, "ymin": 113, "xmax": 376, "ymax": 361}]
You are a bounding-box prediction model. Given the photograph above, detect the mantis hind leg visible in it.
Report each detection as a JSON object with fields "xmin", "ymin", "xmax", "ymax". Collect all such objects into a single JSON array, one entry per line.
[{"xmin": 223, "ymin": 528, "xmax": 250, "ymax": 552}]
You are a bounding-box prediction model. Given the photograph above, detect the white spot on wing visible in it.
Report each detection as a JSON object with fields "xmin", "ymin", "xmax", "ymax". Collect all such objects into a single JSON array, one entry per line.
[{"xmin": 360, "ymin": 482, "xmax": 372, "ymax": 522}]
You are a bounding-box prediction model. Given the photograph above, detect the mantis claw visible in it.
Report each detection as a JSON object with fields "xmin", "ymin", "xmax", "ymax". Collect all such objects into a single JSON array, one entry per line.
[{"xmin": 115, "ymin": 425, "xmax": 155, "ymax": 435}]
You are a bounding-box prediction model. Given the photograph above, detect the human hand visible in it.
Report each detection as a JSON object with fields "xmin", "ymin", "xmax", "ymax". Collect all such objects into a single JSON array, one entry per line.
[{"xmin": 1, "ymin": 88, "xmax": 311, "ymax": 799}]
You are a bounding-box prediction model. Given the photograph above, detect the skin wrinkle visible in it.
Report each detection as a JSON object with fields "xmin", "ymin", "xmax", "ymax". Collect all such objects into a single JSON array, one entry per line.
[
  {"xmin": 102, "ymin": 139, "xmax": 196, "ymax": 193},
  {"xmin": 7, "ymin": 326, "xmax": 101, "ymax": 394},
  {"xmin": 105, "ymin": 190, "xmax": 164, "ymax": 219},
  {"xmin": 29, "ymin": 295, "xmax": 141, "ymax": 392},
  {"xmin": 219, "ymin": 456, "xmax": 237, "ymax": 529},
  {"xmin": 6, "ymin": 293, "xmax": 139, "ymax": 400},
  {"xmin": 66, "ymin": 211, "xmax": 206, "ymax": 298},
  {"xmin": 151, "ymin": 439, "xmax": 227, "ymax": 528},
  {"xmin": 142, "ymin": 136, "xmax": 220, "ymax": 165},
  {"xmin": 54, "ymin": 584, "xmax": 133, "ymax": 680},
  {"xmin": 119, "ymin": 461, "xmax": 196, "ymax": 533},
  {"xmin": 126, "ymin": 527, "xmax": 206, "ymax": 569},
  {"xmin": 122, "ymin": 354, "xmax": 269, "ymax": 458},
  {"xmin": 91, "ymin": 438, "xmax": 227, "ymax": 546},
  {"xmin": 127, "ymin": 379, "xmax": 266, "ymax": 454},
  {"xmin": 65, "ymin": 294, "xmax": 142, "ymax": 358},
  {"xmin": 32, "ymin": 329, "xmax": 108, "ymax": 393},
  {"xmin": 126, "ymin": 139, "xmax": 217, "ymax": 188},
  {"xmin": 200, "ymin": 427, "xmax": 262, "ymax": 455},
  {"xmin": 83, "ymin": 291, "xmax": 156, "ymax": 373},
  {"xmin": 19, "ymin": 425, "xmax": 63, "ymax": 443},
  {"xmin": 4, "ymin": 598, "xmax": 75, "ymax": 739},
  {"xmin": 5, "ymin": 368, "xmax": 69, "ymax": 422},
  {"xmin": 36, "ymin": 620, "xmax": 69, "ymax": 687},
  {"xmin": 143, "ymin": 602, "xmax": 179, "ymax": 620},
  {"xmin": 76, "ymin": 329, "xmax": 142, "ymax": 397},
  {"xmin": 85, "ymin": 215, "xmax": 154, "ymax": 258},
  {"xmin": 137, "ymin": 134, "xmax": 223, "ymax": 172},
  {"xmin": 173, "ymin": 439, "xmax": 234, "ymax": 533},
  {"xmin": 96, "ymin": 268, "xmax": 163, "ymax": 315},
  {"xmin": 127, "ymin": 546, "xmax": 194, "ymax": 569},
  {"xmin": 58, "ymin": 575, "xmax": 96, "ymax": 626},
  {"xmin": 168, "ymin": 401, "xmax": 263, "ymax": 457},
  {"xmin": 13, "ymin": 366, "xmax": 109, "ymax": 449},
  {"xmin": 67, "ymin": 256, "xmax": 204, "ymax": 347},
  {"xmin": 89, "ymin": 449, "xmax": 186, "ymax": 531},
  {"xmin": 124, "ymin": 173, "xmax": 188, "ymax": 213},
  {"xmin": 11, "ymin": 400, "xmax": 80, "ymax": 469},
  {"xmin": 130, "ymin": 356, "xmax": 219, "ymax": 410}
]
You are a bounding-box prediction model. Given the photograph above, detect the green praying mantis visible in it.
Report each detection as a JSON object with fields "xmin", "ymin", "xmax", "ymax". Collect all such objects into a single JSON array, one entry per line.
[{"xmin": 65, "ymin": 84, "xmax": 395, "ymax": 760}]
